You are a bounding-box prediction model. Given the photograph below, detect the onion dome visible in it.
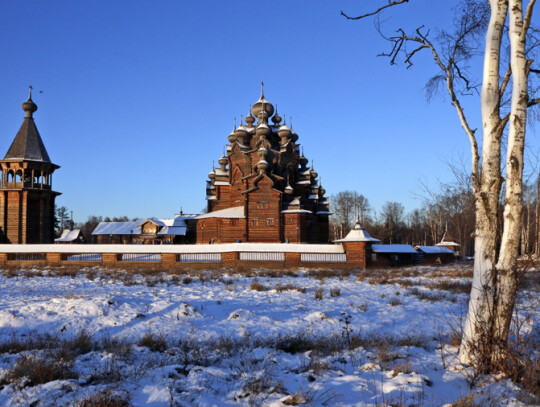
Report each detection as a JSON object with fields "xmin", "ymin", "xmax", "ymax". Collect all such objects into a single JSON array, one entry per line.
[
  {"xmin": 22, "ymin": 98, "xmax": 38, "ymax": 118},
  {"xmin": 289, "ymin": 117, "xmax": 299, "ymax": 142},
  {"xmin": 285, "ymin": 183, "xmax": 294, "ymax": 195},
  {"xmin": 257, "ymin": 146, "xmax": 268, "ymax": 158},
  {"xmin": 234, "ymin": 125, "xmax": 249, "ymax": 144},
  {"xmin": 272, "ymin": 105, "xmax": 282, "ymax": 125},
  {"xmin": 278, "ymin": 123, "xmax": 291, "ymax": 139},
  {"xmin": 299, "ymin": 154, "xmax": 308, "ymax": 168},
  {"xmin": 252, "ymin": 82, "xmax": 274, "ymax": 118},
  {"xmin": 208, "ymin": 168, "xmax": 215, "ymax": 179},
  {"xmin": 245, "ymin": 107, "xmax": 255, "ymax": 127},
  {"xmin": 256, "ymin": 121, "xmax": 270, "ymax": 137},
  {"xmin": 256, "ymin": 158, "xmax": 270, "ymax": 173},
  {"xmin": 228, "ymin": 125, "xmax": 236, "ymax": 143},
  {"xmin": 320, "ymin": 182, "xmax": 326, "ymax": 196},
  {"xmin": 218, "ymin": 154, "xmax": 228, "ymax": 167},
  {"xmin": 311, "ymin": 168, "xmax": 318, "ymax": 179}
]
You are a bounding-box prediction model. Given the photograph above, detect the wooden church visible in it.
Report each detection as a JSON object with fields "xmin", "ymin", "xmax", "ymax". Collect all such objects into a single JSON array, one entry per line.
[
  {"xmin": 0, "ymin": 89, "xmax": 60, "ymax": 243},
  {"xmin": 196, "ymin": 85, "xmax": 330, "ymax": 244}
]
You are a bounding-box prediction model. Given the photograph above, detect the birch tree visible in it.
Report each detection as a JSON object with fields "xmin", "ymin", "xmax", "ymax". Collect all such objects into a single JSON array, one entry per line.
[{"xmin": 342, "ymin": 0, "xmax": 539, "ymax": 367}]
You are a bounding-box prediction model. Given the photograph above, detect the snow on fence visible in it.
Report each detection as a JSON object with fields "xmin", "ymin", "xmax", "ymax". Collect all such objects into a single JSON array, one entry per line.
[
  {"xmin": 300, "ymin": 253, "xmax": 347, "ymax": 263},
  {"xmin": 239, "ymin": 252, "xmax": 285, "ymax": 262},
  {"xmin": 61, "ymin": 253, "xmax": 103, "ymax": 262},
  {"xmin": 0, "ymin": 243, "xmax": 360, "ymax": 268},
  {"xmin": 177, "ymin": 253, "xmax": 221, "ymax": 262},
  {"xmin": 120, "ymin": 253, "xmax": 161, "ymax": 262},
  {"xmin": 7, "ymin": 253, "xmax": 47, "ymax": 261}
]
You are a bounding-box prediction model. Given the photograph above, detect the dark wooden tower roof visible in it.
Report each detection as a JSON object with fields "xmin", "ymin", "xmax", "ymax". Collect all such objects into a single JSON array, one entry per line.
[{"xmin": 4, "ymin": 90, "xmax": 51, "ymax": 163}]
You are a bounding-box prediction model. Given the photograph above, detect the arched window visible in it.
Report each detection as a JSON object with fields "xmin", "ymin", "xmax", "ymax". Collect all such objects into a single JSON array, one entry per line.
[{"xmin": 15, "ymin": 170, "xmax": 22, "ymax": 183}]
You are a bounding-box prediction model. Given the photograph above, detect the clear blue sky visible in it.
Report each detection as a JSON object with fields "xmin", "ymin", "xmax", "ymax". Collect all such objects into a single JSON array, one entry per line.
[{"xmin": 0, "ymin": 1, "xmax": 536, "ymax": 223}]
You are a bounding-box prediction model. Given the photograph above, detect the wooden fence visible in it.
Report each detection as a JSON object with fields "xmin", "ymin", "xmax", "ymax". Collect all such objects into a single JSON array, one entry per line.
[{"xmin": 0, "ymin": 243, "xmax": 363, "ymax": 269}]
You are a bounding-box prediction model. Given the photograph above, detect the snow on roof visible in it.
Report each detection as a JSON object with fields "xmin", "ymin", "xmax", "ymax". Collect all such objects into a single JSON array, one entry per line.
[
  {"xmin": 92, "ymin": 221, "xmax": 142, "ymax": 235},
  {"xmin": 296, "ymin": 180, "xmax": 311, "ymax": 185},
  {"xmin": 416, "ymin": 246, "xmax": 454, "ymax": 254},
  {"xmin": 214, "ymin": 181, "xmax": 231, "ymax": 186},
  {"xmin": 196, "ymin": 206, "xmax": 245, "ymax": 219},
  {"xmin": 0, "ymin": 242, "xmax": 345, "ymax": 254},
  {"xmin": 435, "ymin": 242, "xmax": 460, "ymax": 247},
  {"xmin": 175, "ymin": 213, "xmax": 199, "ymax": 220},
  {"xmin": 335, "ymin": 220, "xmax": 379, "ymax": 243},
  {"xmin": 281, "ymin": 209, "xmax": 313, "ymax": 214},
  {"xmin": 308, "ymin": 194, "xmax": 318, "ymax": 200},
  {"xmin": 372, "ymin": 244, "xmax": 418, "ymax": 254},
  {"xmin": 206, "ymin": 195, "xmax": 217, "ymax": 200},
  {"xmin": 157, "ymin": 226, "xmax": 187, "ymax": 236},
  {"xmin": 215, "ymin": 169, "xmax": 228, "ymax": 176},
  {"xmin": 55, "ymin": 229, "xmax": 81, "ymax": 242}
]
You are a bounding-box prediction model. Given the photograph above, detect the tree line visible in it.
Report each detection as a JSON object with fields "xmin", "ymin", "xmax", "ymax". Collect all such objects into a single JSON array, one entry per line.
[{"xmin": 331, "ymin": 171, "xmax": 540, "ymax": 258}]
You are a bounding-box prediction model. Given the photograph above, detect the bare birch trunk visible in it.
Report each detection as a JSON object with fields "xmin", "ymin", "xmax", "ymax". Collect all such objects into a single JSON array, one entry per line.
[
  {"xmin": 493, "ymin": 0, "xmax": 531, "ymax": 346},
  {"xmin": 459, "ymin": 0, "xmax": 508, "ymax": 365}
]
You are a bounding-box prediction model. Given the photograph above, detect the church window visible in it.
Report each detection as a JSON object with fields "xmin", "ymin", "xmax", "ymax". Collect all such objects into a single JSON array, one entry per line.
[
  {"xmin": 267, "ymin": 219, "xmax": 274, "ymax": 226},
  {"xmin": 231, "ymin": 219, "xmax": 237, "ymax": 226},
  {"xmin": 257, "ymin": 202, "xmax": 268, "ymax": 209},
  {"xmin": 251, "ymin": 219, "xmax": 258, "ymax": 226}
]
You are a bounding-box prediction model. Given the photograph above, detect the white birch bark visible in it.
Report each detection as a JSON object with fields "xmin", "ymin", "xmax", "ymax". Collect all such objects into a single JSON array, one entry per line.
[
  {"xmin": 494, "ymin": 0, "xmax": 533, "ymax": 344},
  {"xmin": 458, "ymin": 0, "xmax": 508, "ymax": 365}
]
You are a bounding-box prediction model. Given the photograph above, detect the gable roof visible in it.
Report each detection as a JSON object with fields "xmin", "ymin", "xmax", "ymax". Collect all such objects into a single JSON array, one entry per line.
[
  {"xmin": 372, "ymin": 244, "xmax": 418, "ymax": 254},
  {"xmin": 416, "ymin": 245, "xmax": 454, "ymax": 254},
  {"xmin": 55, "ymin": 229, "xmax": 81, "ymax": 242},
  {"xmin": 92, "ymin": 221, "xmax": 142, "ymax": 235},
  {"xmin": 197, "ymin": 206, "xmax": 245, "ymax": 219}
]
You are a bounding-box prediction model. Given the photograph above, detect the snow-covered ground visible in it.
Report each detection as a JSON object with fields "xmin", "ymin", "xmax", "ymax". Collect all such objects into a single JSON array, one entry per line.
[{"xmin": 0, "ymin": 264, "xmax": 537, "ymax": 406}]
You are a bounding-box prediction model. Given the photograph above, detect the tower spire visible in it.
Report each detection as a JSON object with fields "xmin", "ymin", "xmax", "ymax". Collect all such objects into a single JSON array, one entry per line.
[{"xmin": 261, "ymin": 81, "xmax": 264, "ymax": 98}]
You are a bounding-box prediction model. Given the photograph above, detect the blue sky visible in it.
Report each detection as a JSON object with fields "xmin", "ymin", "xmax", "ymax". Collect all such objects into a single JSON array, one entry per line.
[{"xmin": 0, "ymin": 1, "xmax": 535, "ymax": 222}]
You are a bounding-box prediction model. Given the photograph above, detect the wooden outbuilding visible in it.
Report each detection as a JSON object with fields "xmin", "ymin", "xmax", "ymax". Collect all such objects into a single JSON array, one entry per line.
[
  {"xmin": 371, "ymin": 244, "xmax": 418, "ymax": 267},
  {"xmin": 415, "ymin": 245, "xmax": 455, "ymax": 265},
  {"xmin": 55, "ymin": 229, "xmax": 84, "ymax": 244}
]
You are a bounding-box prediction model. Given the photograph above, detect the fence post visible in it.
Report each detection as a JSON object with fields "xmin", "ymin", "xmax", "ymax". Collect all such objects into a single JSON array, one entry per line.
[
  {"xmin": 102, "ymin": 253, "xmax": 118, "ymax": 267},
  {"xmin": 161, "ymin": 253, "xmax": 176, "ymax": 268},
  {"xmin": 47, "ymin": 252, "xmax": 61, "ymax": 266},
  {"xmin": 343, "ymin": 242, "xmax": 367, "ymax": 269},
  {"xmin": 285, "ymin": 252, "xmax": 301, "ymax": 267},
  {"xmin": 222, "ymin": 251, "xmax": 237, "ymax": 267}
]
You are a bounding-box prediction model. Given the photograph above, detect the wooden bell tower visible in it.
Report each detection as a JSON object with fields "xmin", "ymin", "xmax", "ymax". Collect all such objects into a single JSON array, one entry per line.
[{"xmin": 0, "ymin": 88, "xmax": 60, "ymax": 243}]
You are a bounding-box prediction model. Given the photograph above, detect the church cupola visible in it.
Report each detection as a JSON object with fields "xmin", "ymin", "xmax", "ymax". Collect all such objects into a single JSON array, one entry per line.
[
  {"xmin": 245, "ymin": 107, "xmax": 255, "ymax": 127},
  {"xmin": 272, "ymin": 105, "xmax": 282, "ymax": 126},
  {"xmin": 218, "ymin": 154, "xmax": 228, "ymax": 170},
  {"xmin": 252, "ymin": 82, "xmax": 274, "ymax": 120}
]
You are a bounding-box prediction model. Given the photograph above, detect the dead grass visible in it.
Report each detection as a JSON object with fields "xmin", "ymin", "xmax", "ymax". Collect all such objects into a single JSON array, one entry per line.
[
  {"xmin": 329, "ymin": 287, "xmax": 341, "ymax": 297},
  {"xmin": 314, "ymin": 287, "xmax": 324, "ymax": 300},
  {"xmin": 274, "ymin": 283, "xmax": 306, "ymax": 293},
  {"xmin": 138, "ymin": 331, "xmax": 168, "ymax": 352},
  {"xmin": 250, "ymin": 280, "xmax": 267, "ymax": 291},
  {"xmin": 75, "ymin": 388, "xmax": 132, "ymax": 407},
  {"xmin": 0, "ymin": 353, "xmax": 75, "ymax": 386}
]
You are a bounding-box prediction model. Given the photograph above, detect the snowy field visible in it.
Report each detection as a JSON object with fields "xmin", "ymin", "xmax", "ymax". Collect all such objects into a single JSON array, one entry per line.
[{"xmin": 0, "ymin": 264, "xmax": 538, "ymax": 406}]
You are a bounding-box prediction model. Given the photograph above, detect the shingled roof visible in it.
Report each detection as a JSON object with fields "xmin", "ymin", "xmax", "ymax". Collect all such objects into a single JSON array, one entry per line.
[{"xmin": 4, "ymin": 94, "xmax": 51, "ymax": 163}]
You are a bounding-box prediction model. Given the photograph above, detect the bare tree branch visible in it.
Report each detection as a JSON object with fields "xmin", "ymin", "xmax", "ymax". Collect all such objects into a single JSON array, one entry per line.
[
  {"xmin": 528, "ymin": 97, "xmax": 540, "ymax": 107},
  {"xmin": 341, "ymin": 0, "xmax": 409, "ymax": 21}
]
